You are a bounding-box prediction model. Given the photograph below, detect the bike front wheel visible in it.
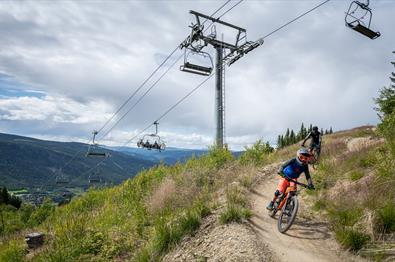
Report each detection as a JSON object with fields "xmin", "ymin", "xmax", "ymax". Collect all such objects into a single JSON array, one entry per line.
[{"xmin": 277, "ymin": 195, "xmax": 299, "ymax": 233}]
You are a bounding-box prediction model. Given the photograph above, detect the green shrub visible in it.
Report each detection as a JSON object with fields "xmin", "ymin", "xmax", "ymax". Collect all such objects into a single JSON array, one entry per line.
[
  {"xmin": 29, "ymin": 198, "xmax": 55, "ymax": 226},
  {"xmin": 20, "ymin": 204, "xmax": 34, "ymax": 225},
  {"xmin": 239, "ymin": 140, "xmax": 273, "ymax": 166},
  {"xmin": 312, "ymin": 199, "xmax": 327, "ymax": 211},
  {"xmin": 328, "ymin": 207, "xmax": 362, "ymax": 227},
  {"xmin": 219, "ymin": 184, "xmax": 251, "ymax": 224},
  {"xmin": 219, "ymin": 205, "xmax": 251, "ymax": 224},
  {"xmin": 349, "ymin": 170, "xmax": 365, "ymax": 181},
  {"xmin": 0, "ymin": 240, "xmax": 26, "ymax": 262},
  {"xmin": 378, "ymin": 112, "xmax": 395, "ymax": 156},
  {"xmin": 359, "ymin": 154, "xmax": 376, "ymax": 168},
  {"xmin": 207, "ymin": 146, "xmax": 234, "ymax": 169},
  {"xmin": 375, "ymin": 201, "xmax": 395, "ymax": 233},
  {"xmin": 82, "ymin": 231, "xmax": 106, "ymax": 255},
  {"xmin": 335, "ymin": 228, "xmax": 370, "ymax": 251}
]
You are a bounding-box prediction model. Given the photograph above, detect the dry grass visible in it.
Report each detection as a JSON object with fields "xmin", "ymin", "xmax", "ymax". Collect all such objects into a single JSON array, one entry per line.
[{"xmin": 146, "ymin": 178, "xmax": 177, "ymax": 214}]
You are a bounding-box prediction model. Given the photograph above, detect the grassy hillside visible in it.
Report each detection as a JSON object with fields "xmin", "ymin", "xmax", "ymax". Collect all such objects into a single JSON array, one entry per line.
[
  {"xmin": 0, "ymin": 133, "xmax": 156, "ymax": 189},
  {"xmin": 306, "ymin": 127, "xmax": 395, "ymax": 260},
  {"xmin": 0, "ymin": 127, "xmax": 393, "ymax": 261}
]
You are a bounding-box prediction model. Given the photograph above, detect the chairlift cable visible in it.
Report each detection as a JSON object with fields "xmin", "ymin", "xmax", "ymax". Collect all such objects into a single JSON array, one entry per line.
[
  {"xmin": 202, "ymin": 0, "xmax": 244, "ymax": 36},
  {"xmin": 95, "ymin": 0, "xmax": 234, "ymax": 139},
  {"xmin": 125, "ymin": 0, "xmax": 333, "ymax": 149},
  {"xmin": 257, "ymin": 0, "xmax": 331, "ymax": 42},
  {"xmin": 81, "ymin": 157, "xmax": 107, "ymax": 178},
  {"xmin": 121, "ymin": 2, "xmax": 250, "ymax": 147},
  {"xmin": 123, "ymin": 73, "xmax": 215, "ymax": 147},
  {"xmin": 96, "ymin": 46, "xmax": 180, "ymax": 135},
  {"xmin": 54, "ymin": 136, "xmax": 93, "ymax": 178},
  {"xmin": 57, "ymin": 0, "xmax": 235, "ymax": 171},
  {"xmin": 97, "ymin": 51, "xmax": 184, "ymax": 141},
  {"xmin": 202, "ymin": 0, "xmax": 232, "ymax": 26},
  {"xmin": 218, "ymin": 0, "xmax": 244, "ymax": 19},
  {"xmin": 41, "ymin": 0, "xmax": 242, "ymax": 190}
]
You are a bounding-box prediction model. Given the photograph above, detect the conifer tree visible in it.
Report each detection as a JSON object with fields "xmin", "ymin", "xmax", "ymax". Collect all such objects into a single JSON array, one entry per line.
[
  {"xmin": 285, "ymin": 128, "xmax": 290, "ymax": 146},
  {"xmin": 290, "ymin": 130, "xmax": 295, "ymax": 144},
  {"xmin": 330, "ymin": 127, "xmax": 333, "ymax": 134},
  {"xmin": 0, "ymin": 187, "xmax": 9, "ymax": 205}
]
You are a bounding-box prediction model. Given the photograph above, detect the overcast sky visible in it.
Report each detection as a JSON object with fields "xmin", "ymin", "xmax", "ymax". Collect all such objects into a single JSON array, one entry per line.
[{"xmin": 0, "ymin": 0, "xmax": 394, "ymax": 150}]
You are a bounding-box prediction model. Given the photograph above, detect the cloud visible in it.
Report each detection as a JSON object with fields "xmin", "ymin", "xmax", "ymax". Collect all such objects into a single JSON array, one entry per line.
[
  {"xmin": 0, "ymin": 1, "xmax": 393, "ymax": 149},
  {"xmin": 0, "ymin": 94, "xmax": 112, "ymax": 124}
]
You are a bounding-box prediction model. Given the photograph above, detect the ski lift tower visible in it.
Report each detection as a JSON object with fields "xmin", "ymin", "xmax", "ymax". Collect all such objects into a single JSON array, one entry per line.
[{"xmin": 180, "ymin": 10, "xmax": 262, "ymax": 148}]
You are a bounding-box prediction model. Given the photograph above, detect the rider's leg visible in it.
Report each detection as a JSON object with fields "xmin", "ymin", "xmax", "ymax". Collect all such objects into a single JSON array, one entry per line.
[{"xmin": 267, "ymin": 178, "xmax": 289, "ymax": 210}]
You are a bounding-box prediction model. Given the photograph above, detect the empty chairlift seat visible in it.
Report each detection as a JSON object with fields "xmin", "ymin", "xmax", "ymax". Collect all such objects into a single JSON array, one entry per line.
[
  {"xmin": 180, "ymin": 50, "xmax": 213, "ymax": 76},
  {"xmin": 180, "ymin": 62, "xmax": 212, "ymax": 76},
  {"xmin": 345, "ymin": 0, "xmax": 380, "ymax": 39},
  {"xmin": 86, "ymin": 130, "xmax": 108, "ymax": 157}
]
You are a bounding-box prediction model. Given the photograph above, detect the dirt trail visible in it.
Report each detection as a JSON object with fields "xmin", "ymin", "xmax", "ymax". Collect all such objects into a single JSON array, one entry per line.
[{"xmin": 249, "ymin": 168, "xmax": 364, "ymax": 262}]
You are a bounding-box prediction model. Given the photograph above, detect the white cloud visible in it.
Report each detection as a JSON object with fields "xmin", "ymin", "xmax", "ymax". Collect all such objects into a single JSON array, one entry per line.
[
  {"xmin": 0, "ymin": 95, "xmax": 112, "ymax": 124},
  {"xmin": 0, "ymin": 0, "xmax": 393, "ymax": 148}
]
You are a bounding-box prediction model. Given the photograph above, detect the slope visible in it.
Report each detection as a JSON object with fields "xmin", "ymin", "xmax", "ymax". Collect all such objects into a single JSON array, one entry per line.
[
  {"xmin": 164, "ymin": 126, "xmax": 387, "ymax": 262},
  {"xmin": 0, "ymin": 133, "xmax": 156, "ymax": 189},
  {"xmin": 1, "ymin": 126, "xmax": 393, "ymax": 262}
]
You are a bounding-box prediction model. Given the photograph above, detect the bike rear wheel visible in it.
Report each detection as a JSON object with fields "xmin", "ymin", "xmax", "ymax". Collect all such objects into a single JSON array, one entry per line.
[{"xmin": 277, "ymin": 195, "xmax": 299, "ymax": 233}]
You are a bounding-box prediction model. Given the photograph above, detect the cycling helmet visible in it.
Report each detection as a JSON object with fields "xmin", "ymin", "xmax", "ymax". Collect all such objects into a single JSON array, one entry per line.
[
  {"xmin": 313, "ymin": 126, "xmax": 318, "ymax": 132},
  {"xmin": 296, "ymin": 148, "xmax": 312, "ymax": 165}
]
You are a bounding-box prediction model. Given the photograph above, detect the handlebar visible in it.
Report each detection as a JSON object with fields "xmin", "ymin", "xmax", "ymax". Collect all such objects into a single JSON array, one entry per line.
[{"xmin": 278, "ymin": 173, "xmax": 310, "ymax": 188}]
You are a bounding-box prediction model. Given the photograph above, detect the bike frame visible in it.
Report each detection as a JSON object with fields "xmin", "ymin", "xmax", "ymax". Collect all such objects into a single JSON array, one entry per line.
[{"xmin": 276, "ymin": 176, "xmax": 308, "ymax": 209}]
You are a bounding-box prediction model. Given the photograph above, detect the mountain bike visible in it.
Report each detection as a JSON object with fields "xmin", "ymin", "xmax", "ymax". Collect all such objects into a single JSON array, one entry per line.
[
  {"xmin": 268, "ymin": 176, "xmax": 313, "ymax": 233},
  {"xmin": 301, "ymin": 145, "xmax": 320, "ymax": 168},
  {"xmin": 309, "ymin": 146, "xmax": 320, "ymax": 167}
]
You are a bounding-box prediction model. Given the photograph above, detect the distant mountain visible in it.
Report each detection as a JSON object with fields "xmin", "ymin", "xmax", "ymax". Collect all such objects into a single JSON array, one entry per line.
[
  {"xmin": 108, "ymin": 146, "xmax": 210, "ymax": 165},
  {"xmin": 108, "ymin": 146, "xmax": 244, "ymax": 165},
  {"xmin": 0, "ymin": 133, "xmax": 156, "ymax": 189}
]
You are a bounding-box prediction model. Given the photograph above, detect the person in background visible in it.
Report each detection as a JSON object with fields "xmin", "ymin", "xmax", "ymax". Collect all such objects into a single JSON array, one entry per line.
[{"xmin": 302, "ymin": 126, "xmax": 322, "ymax": 156}]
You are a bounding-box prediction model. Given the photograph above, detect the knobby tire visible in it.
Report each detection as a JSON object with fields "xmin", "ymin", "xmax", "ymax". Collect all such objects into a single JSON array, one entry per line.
[{"xmin": 277, "ymin": 195, "xmax": 299, "ymax": 233}]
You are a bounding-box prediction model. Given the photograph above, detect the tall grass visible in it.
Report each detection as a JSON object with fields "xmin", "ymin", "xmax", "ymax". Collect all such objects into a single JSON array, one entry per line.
[
  {"xmin": 0, "ymin": 147, "xmax": 248, "ymax": 261},
  {"xmin": 307, "ymin": 127, "xmax": 395, "ymax": 254},
  {"xmin": 219, "ymin": 183, "xmax": 252, "ymax": 224}
]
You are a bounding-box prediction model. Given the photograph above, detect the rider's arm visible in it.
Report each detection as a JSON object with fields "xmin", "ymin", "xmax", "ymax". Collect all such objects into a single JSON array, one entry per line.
[
  {"xmin": 304, "ymin": 166, "xmax": 313, "ymax": 186},
  {"xmin": 302, "ymin": 132, "xmax": 312, "ymax": 146}
]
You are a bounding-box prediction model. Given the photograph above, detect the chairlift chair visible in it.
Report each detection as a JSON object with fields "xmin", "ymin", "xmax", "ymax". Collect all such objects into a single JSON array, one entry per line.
[
  {"xmin": 180, "ymin": 49, "xmax": 213, "ymax": 76},
  {"xmin": 86, "ymin": 131, "xmax": 108, "ymax": 157},
  {"xmin": 54, "ymin": 168, "xmax": 69, "ymax": 185},
  {"xmin": 55, "ymin": 176, "xmax": 69, "ymax": 185},
  {"xmin": 345, "ymin": 0, "xmax": 380, "ymax": 39},
  {"xmin": 88, "ymin": 172, "xmax": 102, "ymax": 184},
  {"xmin": 137, "ymin": 121, "xmax": 166, "ymax": 151}
]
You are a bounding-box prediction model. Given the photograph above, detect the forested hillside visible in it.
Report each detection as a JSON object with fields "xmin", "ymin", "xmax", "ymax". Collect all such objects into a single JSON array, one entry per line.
[{"xmin": 0, "ymin": 133, "xmax": 156, "ymax": 189}]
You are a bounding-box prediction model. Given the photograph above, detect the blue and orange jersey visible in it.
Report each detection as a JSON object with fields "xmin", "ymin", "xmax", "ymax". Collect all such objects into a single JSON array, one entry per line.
[{"xmin": 279, "ymin": 158, "xmax": 311, "ymax": 180}]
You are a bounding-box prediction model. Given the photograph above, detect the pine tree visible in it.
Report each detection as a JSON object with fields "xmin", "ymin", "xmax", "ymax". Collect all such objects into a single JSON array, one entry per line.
[
  {"xmin": 0, "ymin": 188, "xmax": 9, "ymax": 205},
  {"xmin": 277, "ymin": 135, "xmax": 281, "ymax": 148},
  {"xmin": 298, "ymin": 123, "xmax": 305, "ymax": 140},
  {"xmin": 375, "ymin": 53, "xmax": 395, "ymax": 118},
  {"xmin": 309, "ymin": 124, "xmax": 313, "ymax": 133},
  {"xmin": 285, "ymin": 128, "xmax": 290, "ymax": 146},
  {"xmin": 290, "ymin": 130, "xmax": 295, "ymax": 144},
  {"xmin": 329, "ymin": 127, "xmax": 333, "ymax": 134}
]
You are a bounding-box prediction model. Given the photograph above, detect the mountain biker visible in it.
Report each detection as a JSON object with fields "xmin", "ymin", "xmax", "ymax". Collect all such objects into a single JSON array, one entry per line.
[
  {"xmin": 266, "ymin": 148, "xmax": 315, "ymax": 210},
  {"xmin": 301, "ymin": 126, "xmax": 322, "ymax": 156}
]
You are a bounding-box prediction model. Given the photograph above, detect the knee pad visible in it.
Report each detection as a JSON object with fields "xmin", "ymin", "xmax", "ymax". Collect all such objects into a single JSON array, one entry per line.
[{"xmin": 274, "ymin": 190, "xmax": 281, "ymax": 197}]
